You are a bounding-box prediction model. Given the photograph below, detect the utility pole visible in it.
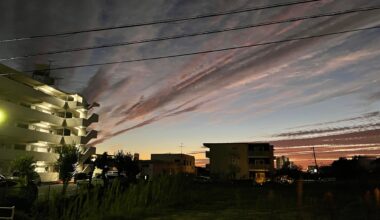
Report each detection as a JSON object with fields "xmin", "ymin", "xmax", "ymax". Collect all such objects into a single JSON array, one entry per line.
[{"xmin": 312, "ymin": 147, "xmax": 318, "ymax": 172}]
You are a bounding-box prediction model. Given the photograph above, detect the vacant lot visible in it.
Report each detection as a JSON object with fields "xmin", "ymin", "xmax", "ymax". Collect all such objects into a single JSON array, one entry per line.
[
  {"xmin": 146, "ymin": 181, "xmax": 380, "ymax": 220},
  {"xmin": 5, "ymin": 178, "xmax": 380, "ymax": 220}
]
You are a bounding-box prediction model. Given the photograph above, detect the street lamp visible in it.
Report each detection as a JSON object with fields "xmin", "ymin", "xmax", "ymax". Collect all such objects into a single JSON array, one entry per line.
[{"xmin": 0, "ymin": 109, "xmax": 6, "ymax": 124}]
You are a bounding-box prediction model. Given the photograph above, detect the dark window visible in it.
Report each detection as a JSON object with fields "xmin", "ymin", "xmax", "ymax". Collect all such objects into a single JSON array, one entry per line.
[
  {"xmin": 20, "ymin": 102, "xmax": 31, "ymax": 108},
  {"xmin": 248, "ymin": 145, "xmax": 255, "ymax": 151},
  {"xmin": 14, "ymin": 144, "xmax": 26, "ymax": 150},
  {"xmin": 63, "ymin": 129, "xmax": 71, "ymax": 136},
  {"xmin": 65, "ymin": 112, "xmax": 73, "ymax": 118},
  {"xmin": 16, "ymin": 123, "xmax": 28, "ymax": 129}
]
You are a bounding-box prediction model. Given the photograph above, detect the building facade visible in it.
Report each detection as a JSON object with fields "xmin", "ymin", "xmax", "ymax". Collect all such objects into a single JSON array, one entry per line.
[
  {"xmin": 0, "ymin": 64, "xmax": 98, "ymax": 182},
  {"xmin": 151, "ymin": 154, "xmax": 196, "ymax": 174},
  {"xmin": 276, "ymin": 156, "xmax": 290, "ymax": 169},
  {"xmin": 140, "ymin": 153, "xmax": 196, "ymax": 179},
  {"xmin": 204, "ymin": 142, "xmax": 274, "ymax": 183}
]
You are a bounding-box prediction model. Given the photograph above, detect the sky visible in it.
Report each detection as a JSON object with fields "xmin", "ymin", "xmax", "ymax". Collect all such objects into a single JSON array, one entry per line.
[{"xmin": 0, "ymin": 0, "xmax": 379, "ymax": 168}]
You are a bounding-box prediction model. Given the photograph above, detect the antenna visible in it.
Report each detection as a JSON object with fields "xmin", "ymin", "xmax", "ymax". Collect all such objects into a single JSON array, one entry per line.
[{"xmin": 179, "ymin": 143, "xmax": 184, "ymax": 155}]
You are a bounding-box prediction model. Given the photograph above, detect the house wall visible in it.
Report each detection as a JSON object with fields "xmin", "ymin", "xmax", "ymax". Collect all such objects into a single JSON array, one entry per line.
[{"xmin": 205, "ymin": 143, "xmax": 274, "ymax": 180}]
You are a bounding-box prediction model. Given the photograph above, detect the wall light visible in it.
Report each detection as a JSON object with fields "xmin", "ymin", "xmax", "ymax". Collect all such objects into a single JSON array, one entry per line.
[{"xmin": 0, "ymin": 109, "xmax": 6, "ymax": 124}]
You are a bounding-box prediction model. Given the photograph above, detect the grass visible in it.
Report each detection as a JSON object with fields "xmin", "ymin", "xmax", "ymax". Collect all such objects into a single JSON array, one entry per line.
[{"xmin": 9, "ymin": 177, "xmax": 380, "ymax": 220}]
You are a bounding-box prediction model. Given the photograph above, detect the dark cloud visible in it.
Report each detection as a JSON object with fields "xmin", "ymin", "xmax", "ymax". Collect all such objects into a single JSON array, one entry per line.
[
  {"xmin": 290, "ymin": 111, "xmax": 380, "ymax": 129},
  {"xmin": 275, "ymin": 122, "xmax": 380, "ymax": 137}
]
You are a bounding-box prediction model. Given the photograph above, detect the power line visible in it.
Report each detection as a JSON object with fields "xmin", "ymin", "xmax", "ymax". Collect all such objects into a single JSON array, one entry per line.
[
  {"xmin": 2, "ymin": 5, "xmax": 379, "ymax": 62},
  {"xmin": 24, "ymin": 25, "xmax": 380, "ymax": 72},
  {"xmin": 0, "ymin": 0, "xmax": 321, "ymax": 43}
]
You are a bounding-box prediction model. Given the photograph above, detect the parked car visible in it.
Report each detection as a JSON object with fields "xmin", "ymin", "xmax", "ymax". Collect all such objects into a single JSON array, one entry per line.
[
  {"xmin": 73, "ymin": 172, "xmax": 90, "ymax": 184},
  {"xmin": 9, "ymin": 171, "xmax": 41, "ymax": 186},
  {"xmin": 193, "ymin": 176, "xmax": 212, "ymax": 184},
  {"xmin": 274, "ymin": 175, "xmax": 294, "ymax": 184},
  {"xmin": 106, "ymin": 171, "xmax": 127, "ymax": 180}
]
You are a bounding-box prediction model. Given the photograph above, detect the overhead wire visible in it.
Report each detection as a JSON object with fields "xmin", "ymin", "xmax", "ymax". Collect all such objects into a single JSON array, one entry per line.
[
  {"xmin": 1, "ymin": 5, "xmax": 379, "ymax": 62},
  {"xmin": 24, "ymin": 25, "xmax": 380, "ymax": 72},
  {"xmin": 0, "ymin": 0, "xmax": 321, "ymax": 43}
]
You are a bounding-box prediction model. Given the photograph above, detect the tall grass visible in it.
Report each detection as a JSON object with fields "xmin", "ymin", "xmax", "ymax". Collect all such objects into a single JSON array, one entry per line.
[{"xmin": 34, "ymin": 175, "xmax": 191, "ymax": 220}]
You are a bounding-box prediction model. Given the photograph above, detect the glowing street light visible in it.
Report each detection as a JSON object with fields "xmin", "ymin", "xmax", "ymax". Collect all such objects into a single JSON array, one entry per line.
[{"xmin": 0, "ymin": 109, "xmax": 6, "ymax": 124}]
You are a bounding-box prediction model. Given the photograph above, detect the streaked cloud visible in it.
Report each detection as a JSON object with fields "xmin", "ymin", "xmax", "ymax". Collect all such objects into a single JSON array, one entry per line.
[{"xmin": 1, "ymin": 0, "xmax": 380, "ymax": 165}]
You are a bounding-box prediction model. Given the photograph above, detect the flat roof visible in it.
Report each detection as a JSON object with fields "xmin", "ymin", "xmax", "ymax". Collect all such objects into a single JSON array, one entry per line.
[
  {"xmin": 151, "ymin": 153, "xmax": 194, "ymax": 158},
  {"xmin": 0, "ymin": 63, "xmax": 82, "ymax": 98},
  {"xmin": 203, "ymin": 142, "xmax": 272, "ymax": 147}
]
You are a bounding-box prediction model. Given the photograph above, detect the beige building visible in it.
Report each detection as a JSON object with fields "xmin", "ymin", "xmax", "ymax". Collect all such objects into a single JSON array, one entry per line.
[
  {"xmin": 140, "ymin": 153, "xmax": 196, "ymax": 179},
  {"xmin": 0, "ymin": 64, "xmax": 98, "ymax": 182},
  {"xmin": 204, "ymin": 142, "xmax": 274, "ymax": 183}
]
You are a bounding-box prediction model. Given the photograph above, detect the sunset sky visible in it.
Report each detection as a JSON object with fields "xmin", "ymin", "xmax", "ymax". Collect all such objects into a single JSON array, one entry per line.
[{"xmin": 0, "ymin": 0, "xmax": 379, "ymax": 168}]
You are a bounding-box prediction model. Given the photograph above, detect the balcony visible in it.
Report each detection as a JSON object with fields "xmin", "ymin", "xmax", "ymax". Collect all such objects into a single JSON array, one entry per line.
[
  {"xmin": 0, "ymin": 125, "xmax": 63, "ymax": 144},
  {"xmin": 0, "ymin": 148, "xmax": 58, "ymax": 163},
  {"xmin": 67, "ymin": 101, "xmax": 84, "ymax": 109},
  {"xmin": 63, "ymin": 130, "xmax": 98, "ymax": 145},
  {"xmin": 79, "ymin": 146, "xmax": 96, "ymax": 163},
  {"xmin": 248, "ymin": 151, "xmax": 273, "ymax": 158},
  {"xmin": 0, "ymin": 76, "xmax": 65, "ymax": 108},
  {"xmin": 65, "ymin": 113, "xmax": 99, "ymax": 128},
  {"xmin": 0, "ymin": 99, "xmax": 64, "ymax": 126}
]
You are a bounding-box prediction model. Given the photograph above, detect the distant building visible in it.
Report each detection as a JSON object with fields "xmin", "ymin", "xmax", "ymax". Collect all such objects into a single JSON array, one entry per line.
[
  {"xmin": 133, "ymin": 153, "xmax": 140, "ymax": 161},
  {"xmin": 0, "ymin": 64, "xmax": 98, "ymax": 182},
  {"xmin": 276, "ymin": 156, "xmax": 292, "ymax": 169},
  {"xmin": 139, "ymin": 153, "xmax": 196, "ymax": 179},
  {"xmin": 204, "ymin": 142, "xmax": 274, "ymax": 183},
  {"xmin": 151, "ymin": 154, "xmax": 195, "ymax": 174}
]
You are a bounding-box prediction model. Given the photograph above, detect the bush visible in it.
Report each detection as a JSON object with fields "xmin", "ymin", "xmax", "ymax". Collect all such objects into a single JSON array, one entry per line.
[{"xmin": 33, "ymin": 175, "xmax": 191, "ymax": 220}]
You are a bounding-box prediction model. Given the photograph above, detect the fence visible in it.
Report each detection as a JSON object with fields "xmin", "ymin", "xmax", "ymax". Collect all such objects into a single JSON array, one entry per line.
[{"xmin": 0, "ymin": 206, "xmax": 15, "ymax": 220}]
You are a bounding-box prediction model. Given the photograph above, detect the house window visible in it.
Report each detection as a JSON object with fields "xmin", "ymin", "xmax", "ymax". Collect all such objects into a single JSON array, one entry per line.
[{"xmin": 255, "ymin": 159, "xmax": 264, "ymax": 165}]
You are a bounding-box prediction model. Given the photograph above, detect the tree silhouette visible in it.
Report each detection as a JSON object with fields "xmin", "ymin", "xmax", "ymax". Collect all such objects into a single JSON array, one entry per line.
[
  {"xmin": 95, "ymin": 152, "xmax": 110, "ymax": 185},
  {"xmin": 56, "ymin": 144, "xmax": 78, "ymax": 194},
  {"xmin": 331, "ymin": 157, "xmax": 366, "ymax": 180},
  {"xmin": 114, "ymin": 151, "xmax": 127, "ymax": 177},
  {"xmin": 10, "ymin": 156, "xmax": 37, "ymax": 185}
]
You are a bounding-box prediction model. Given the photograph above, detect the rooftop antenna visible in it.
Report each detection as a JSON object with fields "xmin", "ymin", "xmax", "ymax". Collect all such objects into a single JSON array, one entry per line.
[{"xmin": 179, "ymin": 143, "xmax": 184, "ymax": 155}]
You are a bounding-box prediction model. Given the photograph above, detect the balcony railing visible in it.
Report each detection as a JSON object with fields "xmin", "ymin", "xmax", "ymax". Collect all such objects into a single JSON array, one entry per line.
[
  {"xmin": 248, "ymin": 151, "xmax": 273, "ymax": 158},
  {"xmin": 0, "ymin": 125, "xmax": 62, "ymax": 144},
  {"xmin": 63, "ymin": 130, "xmax": 97, "ymax": 145},
  {"xmin": 65, "ymin": 113, "xmax": 99, "ymax": 128}
]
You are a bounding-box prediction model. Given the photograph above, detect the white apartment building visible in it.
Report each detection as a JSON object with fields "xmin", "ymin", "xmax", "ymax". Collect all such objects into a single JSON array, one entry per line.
[{"xmin": 0, "ymin": 64, "xmax": 98, "ymax": 182}]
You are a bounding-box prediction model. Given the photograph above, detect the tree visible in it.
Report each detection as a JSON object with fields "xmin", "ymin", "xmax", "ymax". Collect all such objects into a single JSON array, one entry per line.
[
  {"xmin": 114, "ymin": 151, "xmax": 127, "ymax": 177},
  {"xmin": 95, "ymin": 152, "xmax": 110, "ymax": 185},
  {"xmin": 276, "ymin": 164, "xmax": 303, "ymax": 179},
  {"xmin": 331, "ymin": 157, "xmax": 366, "ymax": 180},
  {"xmin": 56, "ymin": 145, "xmax": 78, "ymax": 194},
  {"xmin": 113, "ymin": 151, "xmax": 139, "ymax": 180},
  {"xmin": 126, "ymin": 153, "xmax": 139, "ymax": 181},
  {"xmin": 10, "ymin": 156, "xmax": 37, "ymax": 185}
]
